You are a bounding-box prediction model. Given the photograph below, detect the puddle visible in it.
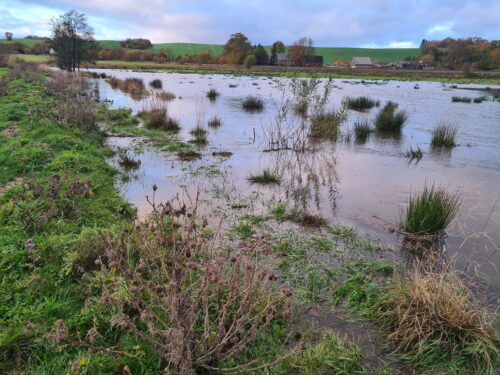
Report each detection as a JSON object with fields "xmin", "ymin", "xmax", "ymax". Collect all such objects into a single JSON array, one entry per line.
[{"xmin": 89, "ymin": 68, "xmax": 500, "ymax": 292}]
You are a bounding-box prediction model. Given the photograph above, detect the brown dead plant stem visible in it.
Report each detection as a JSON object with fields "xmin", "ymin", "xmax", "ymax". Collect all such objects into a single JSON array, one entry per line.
[{"xmin": 97, "ymin": 193, "xmax": 292, "ymax": 374}]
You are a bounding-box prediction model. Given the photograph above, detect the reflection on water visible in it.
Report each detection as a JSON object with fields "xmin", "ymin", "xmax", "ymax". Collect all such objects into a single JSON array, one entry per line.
[{"xmin": 92, "ymin": 68, "xmax": 500, "ymax": 290}]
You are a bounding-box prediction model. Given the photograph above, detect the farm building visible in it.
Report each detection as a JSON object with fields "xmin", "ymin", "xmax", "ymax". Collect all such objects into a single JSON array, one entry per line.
[
  {"xmin": 276, "ymin": 53, "xmax": 288, "ymax": 66},
  {"xmin": 351, "ymin": 57, "xmax": 373, "ymax": 69}
]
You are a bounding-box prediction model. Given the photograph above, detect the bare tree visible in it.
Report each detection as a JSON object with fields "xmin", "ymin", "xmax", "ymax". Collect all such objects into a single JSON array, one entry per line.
[{"xmin": 50, "ymin": 10, "xmax": 96, "ymax": 71}]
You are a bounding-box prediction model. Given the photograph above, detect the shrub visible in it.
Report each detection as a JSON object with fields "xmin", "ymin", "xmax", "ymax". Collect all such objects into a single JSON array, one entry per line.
[
  {"xmin": 374, "ymin": 102, "xmax": 408, "ymax": 132},
  {"xmin": 247, "ymin": 169, "xmax": 280, "ymax": 184},
  {"xmin": 143, "ymin": 99, "xmax": 180, "ymax": 132},
  {"xmin": 431, "ymin": 123, "xmax": 458, "ymax": 148},
  {"xmin": 206, "ymin": 88, "xmax": 220, "ymax": 101},
  {"xmin": 309, "ymin": 109, "xmax": 346, "ymax": 140},
  {"xmin": 207, "ymin": 116, "xmax": 222, "ymax": 128},
  {"xmin": 353, "ymin": 120, "xmax": 371, "ymax": 142},
  {"xmin": 98, "ymin": 202, "xmax": 291, "ymax": 374},
  {"xmin": 189, "ymin": 126, "xmax": 208, "ymax": 144},
  {"xmin": 402, "ymin": 183, "xmax": 460, "ymax": 235},
  {"xmin": 372, "ymin": 272, "xmax": 500, "ymax": 374},
  {"xmin": 244, "ymin": 54, "xmax": 257, "ymax": 69},
  {"xmin": 149, "ymin": 79, "xmax": 162, "ymax": 89},
  {"xmin": 345, "ymin": 96, "xmax": 379, "ymax": 111},
  {"xmin": 242, "ymin": 96, "xmax": 264, "ymax": 112}
]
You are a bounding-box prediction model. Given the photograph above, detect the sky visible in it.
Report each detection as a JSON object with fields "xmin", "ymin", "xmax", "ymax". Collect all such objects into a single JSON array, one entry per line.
[{"xmin": 1, "ymin": 0, "xmax": 499, "ymax": 47}]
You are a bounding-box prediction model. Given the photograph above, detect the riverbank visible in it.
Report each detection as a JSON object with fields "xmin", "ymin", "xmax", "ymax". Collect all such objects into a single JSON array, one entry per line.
[{"xmin": 1, "ymin": 65, "xmax": 498, "ymax": 374}]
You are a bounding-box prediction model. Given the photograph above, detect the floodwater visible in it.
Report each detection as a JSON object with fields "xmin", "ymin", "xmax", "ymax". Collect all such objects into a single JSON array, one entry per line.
[{"xmin": 86, "ymin": 68, "xmax": 500, "ymax": 291}]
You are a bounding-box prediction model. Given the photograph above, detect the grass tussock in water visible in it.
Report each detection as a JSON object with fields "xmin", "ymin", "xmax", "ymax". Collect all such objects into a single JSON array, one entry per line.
[
  {"xmin": 189, "ymin": 125, "xmax": 208, "ymax": 144},
  {"xmin": 451, "ymin": 96, "xmax": 472, "ymax": 103},
  {"xmin": 206, "ymin": 88, "xmax": 220, "ymax": 101},
  {"xmin": 118, "ymin": 149, "xmax": 141, "ymax": 170},
  {"xmin": 345, "ymin": 96, "xmax": 379, "ymax": 111},
  {"xmin": 431, "ymin": 122, "xmax": 458, "ymax": 148},
  {"xmin": 247, "ymin": 168, "xmax": 280, "ymax": 184},
  {"xmin": 375, "ymin": 101, "xmax": 408, "ymax": 132},
  {"xmin": 149, "ymin": 79, "xmax": 162, "ymax": 89},
  {"xmin": 402, "ymin": 183, "xmax": 460, "ymax": 235},
  {"xmin": 242, "ymin": 95, "xmax": 264, "ymax": 112},
  {"xmin": 371, "ymin": 272, "xmax": 500, "ymax": 374},
  {"xmin": 353, "ymin": 120, "xmax": 372, "ymax": 142},
  {"xmin": 405, "ymin": 145, "xmax": 423, "ymax": 159},
  {"xmin": 143, "ymin": 99, "xmax": 180, "ymax": 132},
  {"xmin": 207, "ymin": 115, "xmax": 222, "ymax": 128},
  {"xmin": 106, "ymin": 76, "xmax": 150, "ymax": 100},
  {"xmin": 157, "ymin": 91, "xmax": 176, "ymax": 101},
  {"xmin": 309, "ymin": 108, "xmax": 346, "ymax": 140},
  {"xmin": 289, "ymin": 210, "xmax": 327, "ymax": 227}
]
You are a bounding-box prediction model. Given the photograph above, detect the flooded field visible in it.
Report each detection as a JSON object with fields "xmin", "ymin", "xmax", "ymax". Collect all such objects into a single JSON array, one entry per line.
[{"xmin": 87, "ymin": 68, "xmax": 500, "ymax": 291}]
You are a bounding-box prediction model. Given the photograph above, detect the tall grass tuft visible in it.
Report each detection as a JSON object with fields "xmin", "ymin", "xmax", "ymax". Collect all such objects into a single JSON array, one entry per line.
[
  {"xmin": 353, "ymin": 120, "xmax": 372, "ymax": 142},
  {"xmin": 374, "ymin": 102, "xmax": 408, "ymax": 132},
  {"xmin": 207, "ymin": 116, "xmax": 222, "ymax": 128},
  {"xmin": 345, "ymin": 96, "xmax": 379, "ymax": 111},
  {"xmin": 247, "ymin": 169, "xmax": 280, "ymax": 184},
  {"xmin": 372, "ymin": 272, "xmax": 500, "ymax": 374},
  {"xmin": 309, "ymin": 108, "xmax": 346, "ymax": 140},
  {"xmin": 157, "ymin": 91, "xmax": 176, "ymax": 101},
  {"xmin": 242, "ymin": 96, "xmax": 264, "ymax": 112},
  {"xmin": 402, "ymin": 183, "xmax": 460, "ymax": 235},
  {"xmin": 206, "ymin": 88, "xmax": 220, "ymax": 101},
  {"xmin": 149, "ymin": 79, "xmax": 162, "ymax": 89},
  {"xmin": 189, "ymin": 126, "xmax": 208, "ymax": 144},
  {"xmin": 431, "ymin": 122, "xmax": 458, "ymax": 148},
  {"xmin": 143, "ymin": 99, "xmax": 180, "ymax": 132}
]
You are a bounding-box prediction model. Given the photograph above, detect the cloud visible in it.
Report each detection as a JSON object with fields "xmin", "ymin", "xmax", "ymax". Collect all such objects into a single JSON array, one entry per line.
[{"xmin": 1, "ymin": 0, "xmax": 499, "ymax": 46}]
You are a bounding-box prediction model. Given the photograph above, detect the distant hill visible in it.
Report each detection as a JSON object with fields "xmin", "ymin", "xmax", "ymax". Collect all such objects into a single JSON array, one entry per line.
[{"xmin": 6, "ymin": 38, "xmax": 420, "ymax": 64}]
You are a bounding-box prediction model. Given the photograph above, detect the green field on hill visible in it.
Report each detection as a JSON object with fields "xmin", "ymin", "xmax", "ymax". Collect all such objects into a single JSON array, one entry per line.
[{"xmin": 6, "ymin": 38, "xmax": 420, "ymax": 64}]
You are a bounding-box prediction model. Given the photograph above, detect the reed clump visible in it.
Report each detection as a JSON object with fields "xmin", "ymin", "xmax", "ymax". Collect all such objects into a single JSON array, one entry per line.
[
  {"xmin": 431, "ymin": 123, "xmax": 458, "ymax": 148},
  {"xmin": 143, "ymin": 99, "xmax": 180, "ymax": 132},
  {"xmin": 375, "ymin": 102, "xmax": 408, "ymax": 132},
  {"xmin": 309, "ymin": 109, "xmax": 346, "ymax": 140},
  {"xmin": 401, "ymin": 183, "xmax": 460, "ymax": 235},
  {"xmin": 207, "ymin": 116, "xmax": 222, "ymax": 128},
  {"xmin": 242, "ymin": 96, "xmax": 264, "ymax": 112},
  {"xmin": 149, "ymin": 79, "xmax": 162, "ymax": 89},
  {"xmin": 189, "ymin": 126, "xmax": 208, "ymax": 144},
  {"xmin": 105, "ymin": 76, "xmax": 150, "ymax": 100},
  {"xmin": 353, "ymin": 120, "xmax": 372, "ymax": 142},
  {"xmin": 206, "ymin": 88, "xmax": 220, "ymax": 101},
  {"xmin": 157, "ymin": 91, "xmax": 176, "ymax": 101},
  {"xmin": 247, "ymin": 169, "xmax": 280, "ymax": 184},
  {"xmin": 345, "ymin": 96, "xmax": 379, "ymax": 111}
]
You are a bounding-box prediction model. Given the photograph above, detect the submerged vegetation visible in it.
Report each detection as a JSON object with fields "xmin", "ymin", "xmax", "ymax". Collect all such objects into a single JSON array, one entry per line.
[
  {"xmin": 207, "ymin": 115, "xmax": 222, "ymax": 128},
  {"xmin": 189, "ymin": 125, "xmax": 208, "ymax": 144},
  {"xmin": 106, "ymin": 76, "xmax": 150, "ymax": 99},
  {"xmin": 206, "ymin": 88, "xmax": 220, "ymax": 100}
]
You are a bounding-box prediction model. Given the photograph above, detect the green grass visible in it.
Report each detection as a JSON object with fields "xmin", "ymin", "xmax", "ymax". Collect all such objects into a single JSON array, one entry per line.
[
  {"xmin": 431, "ymin": 123, "xmax": 458, "ymax": 148},
  {"xmin": 402, "ymin": 183, "xmax": 460, "ymax": 235},
  {"xmin": 247, "ymin": 168, "xmax": 280, "ymax": 184},
  {"xmin": 353, "ymin": 120, "xmax": 372, "ymax": 142}
]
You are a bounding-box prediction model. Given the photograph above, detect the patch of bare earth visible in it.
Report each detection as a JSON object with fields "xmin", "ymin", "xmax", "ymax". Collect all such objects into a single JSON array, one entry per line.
[
  {"xmin": 0, "ymin": 178, "xmax": 23, "ymax": 197},
  {"xmin": 2, "ymin": 124, "xmax": 19, "ymax": 137}
]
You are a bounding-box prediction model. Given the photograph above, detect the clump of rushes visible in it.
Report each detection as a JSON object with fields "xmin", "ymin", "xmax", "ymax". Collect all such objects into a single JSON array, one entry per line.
[
  {"xmin": 105, "ymin": 76, "xmax": 149, "ymax": 100},
  {"xmin": 372, "ymin": 272, "xmax": 500, "ymax": 374},
  {"xmin": 242, "ymin": 95, "xmax": 264, "ymax": 112},
  {"xmin": 143, "ymin": 99, "xmax": 180, "ymax": 132},
  {"xmin": 353, "ymin": 120, "xmax": 372, "ymax": 142},
  {"xmin": 309, "ymin": 108, "xmax": 346, "ymax": 140},
  {"xmin": 402, "ymin": 183, "xmax": 460, "ymax": 235},
  {"xmin": 345, "ymin": 96, "xmax": 379, "ymax": 111},
  {"xmin": 157, "ymin": 91, "xmax": 176, "ymax": 101},
  {"xmin": 431, "ymin": 122, "xmax": 458, "ymax": 148},
  {"xmin": 189, "ymin": 126, "xmax": 208, "ymax": 144},
  {"xmin": 374, "ymin": 101, "xmax": 408, "ymax": 132},
  {"xmin": 451, "ymin": 96, "xmax": 472, "ymax": 103},
  {"xmin": 149, "ymin": 79, "xmax": 162, "ymax": 89},
  {"xmin": 207, "ymin": 116, "xmax": 222, "ymax": 128},
  {"xmin": 206, "ymin": 88, "xmax": 220, "ymax": 101},
  {"xmin": 247, "ymin": 168, "xmax": 280, "ymax": 184},
  {"xmin": 473, "ymin": 95, "xmax": 488, "ymax": 103}
]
